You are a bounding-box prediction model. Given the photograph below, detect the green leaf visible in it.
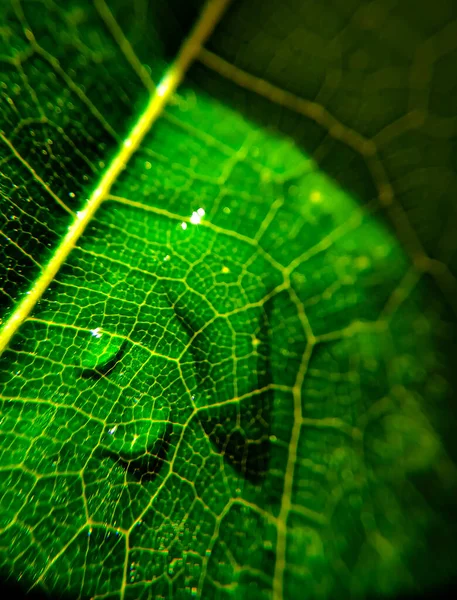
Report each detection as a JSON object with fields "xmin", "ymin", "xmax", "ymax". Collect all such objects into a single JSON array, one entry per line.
[{"xmin": 1, "ymin": 1, "xmax": 457, "ymax": 599}]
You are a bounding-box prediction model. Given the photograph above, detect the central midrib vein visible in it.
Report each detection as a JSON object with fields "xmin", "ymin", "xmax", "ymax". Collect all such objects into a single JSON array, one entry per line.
[{"xmin": 0, "ymin": 0, "xmax": 232, "ymax": 357}]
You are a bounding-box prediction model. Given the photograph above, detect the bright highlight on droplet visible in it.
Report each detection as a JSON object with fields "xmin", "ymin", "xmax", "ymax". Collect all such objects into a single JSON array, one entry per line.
[
  {"xmin": 190, "ymin": 207, "xmax": 205, "ymax": 224},
  {"xmin": 156, "ymin": 76, "xmax": 171, "ymax": 97}
]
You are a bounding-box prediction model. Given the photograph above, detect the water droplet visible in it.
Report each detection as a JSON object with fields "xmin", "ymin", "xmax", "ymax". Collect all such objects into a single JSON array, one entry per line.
[{"xmin": 190, "ymin": 207, "xmax": 205, "ymax": 225}]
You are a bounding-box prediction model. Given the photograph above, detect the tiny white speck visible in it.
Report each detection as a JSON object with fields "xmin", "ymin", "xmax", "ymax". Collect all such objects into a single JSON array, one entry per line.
[
  {"xmin": 181, "ymin": 222, "xmax": 188, "ymax": 230},
  {"xmin": 76, "ymin": 210, "xmax": 87, "ymax": 220},
  {"xmin": 108, "ymin": 425, "xmax": 118, "ymax": 435},
  {"xmin": 197, "ymin": 207, "xmax": 205, "ymax": 217},
  {"xmin": 124, "ymin": 139, "xmax": 132, "ymax": 148},
  {"xmin": 163, "ymin": 254, "xmax": 170, "ymax": 261},
  {"xmin": 90, "ymin": 327, "xmax": 102, "ymax": 338}
]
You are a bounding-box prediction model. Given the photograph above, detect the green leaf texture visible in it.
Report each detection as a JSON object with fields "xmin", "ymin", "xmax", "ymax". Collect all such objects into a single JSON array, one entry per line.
[{"xmin": 1, "ymin": 1, "xmax": 457, "ymax": 599}]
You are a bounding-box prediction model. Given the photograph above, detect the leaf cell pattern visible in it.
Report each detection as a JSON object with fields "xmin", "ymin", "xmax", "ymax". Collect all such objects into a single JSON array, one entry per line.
[{"xmin": 1, "ymin": 1, "xmax": 457, "ymax": 600}]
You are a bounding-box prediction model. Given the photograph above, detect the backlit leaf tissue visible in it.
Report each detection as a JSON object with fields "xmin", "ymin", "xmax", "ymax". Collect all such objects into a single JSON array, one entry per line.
[{"xmin": 1, "ymin": 1, "xmax": 457, "ymax": 599}]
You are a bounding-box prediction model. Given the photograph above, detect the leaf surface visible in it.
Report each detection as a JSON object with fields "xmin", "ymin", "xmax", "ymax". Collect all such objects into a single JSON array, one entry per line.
[{"xmin": 1, "ymin": 1, "xmax": 457, "ymax": 599}]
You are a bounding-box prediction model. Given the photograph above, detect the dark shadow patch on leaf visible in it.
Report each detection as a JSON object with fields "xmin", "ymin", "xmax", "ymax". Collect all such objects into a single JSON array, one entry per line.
[
  {"xmin": 199, "ymin": 397, "xmax": 272, "ymax": 485},
  {"xmin": 167, "ymin": 283, "xmax": 274, "ymax": 485},
  {"xmin": 365, "ymin": 580, "xmax": 457, "ymax": 600},
  {"xmin": 97, "ymin": 422, "xmax": 172, "ymax": 484},
  {"xmin": 0, "ymin": 575, "xmax": 74, "ymax": 600}
]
